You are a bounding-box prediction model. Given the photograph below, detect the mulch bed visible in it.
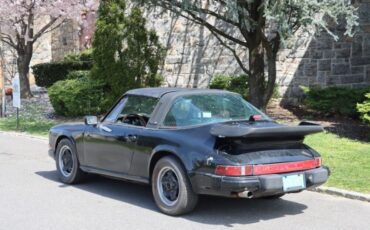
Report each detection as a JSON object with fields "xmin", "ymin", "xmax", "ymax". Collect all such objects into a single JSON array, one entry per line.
[{"xmin": 266, "ymin": 99, "xmax": 370, "ymax": 142}]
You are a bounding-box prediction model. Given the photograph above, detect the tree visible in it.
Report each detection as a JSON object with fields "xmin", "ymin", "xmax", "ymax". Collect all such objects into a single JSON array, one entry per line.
[
  {"xmin": 92, "ymin": 0, "xmax": 164, "ymax": 102},
  {"xmin": 0, "ymin": 0, "xmax": 98, "ymax": 98},
  {"xmin": 138, "ymin": 0, "xmax": 358, "ymax": 109}
]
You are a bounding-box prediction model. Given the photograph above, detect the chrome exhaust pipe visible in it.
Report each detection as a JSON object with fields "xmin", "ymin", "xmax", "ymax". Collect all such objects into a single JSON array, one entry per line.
[{"xmin": 238, "ymin": 191, "xmax": 253, "ymax": 198}]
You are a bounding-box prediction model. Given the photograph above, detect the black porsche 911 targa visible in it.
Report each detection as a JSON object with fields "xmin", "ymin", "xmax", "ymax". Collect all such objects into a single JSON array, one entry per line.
[{"xmin": 49, "ymin": 88, "xmax": 329, "ymax": 215}]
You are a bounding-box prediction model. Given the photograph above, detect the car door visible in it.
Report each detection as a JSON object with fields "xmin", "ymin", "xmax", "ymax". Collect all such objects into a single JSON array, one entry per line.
[
  {"xmin": 82, "ymin": 95, "xmax": 158, "ymax": 175},
  {"xmin": 83, "ymin": 122, "xmax": 140, "ymax": 174}
]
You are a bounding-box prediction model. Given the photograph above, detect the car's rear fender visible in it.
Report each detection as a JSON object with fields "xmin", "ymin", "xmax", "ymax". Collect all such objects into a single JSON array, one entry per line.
[{"xmin": 148, "ymin": 145, "xmax": 190, "ymax": 177}]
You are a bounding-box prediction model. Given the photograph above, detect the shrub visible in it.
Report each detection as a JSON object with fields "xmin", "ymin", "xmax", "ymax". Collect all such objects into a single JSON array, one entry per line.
[
  {"xmin": 210, "ymin": 74, "xmax": 249, "ymax": 98},
  {"xmin": 32, "ymin": 61, "xmax": 92, "ymax": 88},
  {"xmin": 67, "ymin": 70, "xmax": 91, "ymax": 79},
  {"xmin": 357, "ymin": 93, "xmax": 370, "ymax": 124},
  {"xmin": 210, "ymin": 74, "xmax": 280, "ymax": 100},
  {"xmin": 302, "ymin": 86, "xmax": 370, "ymax": 117},
  {"xmin": 64, "ymin": 49, "xmax": 93, "ymax": 62},
  {"xmin": 91, "ymin": 1, "xmax": 164, "ymax": 103},
  {"xmin": 48, "ymin": 77, "xmax": 107, "ymax": 117}
]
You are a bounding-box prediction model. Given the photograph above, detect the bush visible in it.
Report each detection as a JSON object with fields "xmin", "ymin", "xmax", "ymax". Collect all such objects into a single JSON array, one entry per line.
[
  {"xmin": 302, "ymin": 86, "xmax": 370, "ymax": 117},
  {"xmin": 210, "ymin": 74, "xmax": 249, "ymax": 98},
  {"xmin": 67, "ymin": 70, "xmax": 91, "ymax": 80},
  {"xmin": 357, "ymin": 93, "xmax": 370, "ymax": 124},
  {"xmin": 64, "ymin": 49, "xmax": 93, "ymax": 62},
  {"xmin": 32, "ymin": 61, "xmax": 92, "ymax": 88},
  {"xmin": 48, "ymin": 76, "xmax": 106, "ymax": 117},
  {"xmin": 210, "ymin": 74, "xmax": 280, "ymax": 99}
]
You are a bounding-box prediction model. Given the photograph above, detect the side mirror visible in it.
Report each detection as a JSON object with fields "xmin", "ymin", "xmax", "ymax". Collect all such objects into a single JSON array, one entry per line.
[{"xmin": 84, "ymin": 116, "xmax": 98, "ymax": 126}]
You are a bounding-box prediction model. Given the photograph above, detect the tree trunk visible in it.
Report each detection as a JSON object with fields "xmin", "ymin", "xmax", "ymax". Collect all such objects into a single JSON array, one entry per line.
[
  {"xmin": 17, "ymin": 50, "xmax": 33, "ymax": 99},
  {"xmin": 263, "ymin": 52, "xmax": 277, "ymax": 106},
  {"xmin": 248, "ymin": 44, "xmax": 266, "ymax": 109}
]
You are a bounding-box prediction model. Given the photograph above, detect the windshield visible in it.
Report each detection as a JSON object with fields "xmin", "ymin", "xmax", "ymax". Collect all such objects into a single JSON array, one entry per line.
[{"xmin": 163, "ymin": 93, "xmax": 269, "ymax": 127}]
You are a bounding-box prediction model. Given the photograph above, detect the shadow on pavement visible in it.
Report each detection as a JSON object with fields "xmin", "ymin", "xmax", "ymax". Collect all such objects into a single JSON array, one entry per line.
[{"xmin": 36, "ymin": 170, "xmax": 307, "ymax": 226}]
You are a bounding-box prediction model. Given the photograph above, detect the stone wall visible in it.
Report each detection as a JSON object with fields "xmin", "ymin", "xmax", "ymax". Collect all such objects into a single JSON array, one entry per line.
[
  {"xmin": 146, "ymin": 11, "xmax": 247, "ymax": 88},
  {"xmin": 51, "ymin": 20, "xmax": 80, "ymax": 61},
  {"xmin": 51, "ymin": 9, "xmax": 97, "ymax": 62},
  {"xmin": 279, "ymin": 0, "xmax": 370, "ymax": 103},
  {"xmin": 145, "ymin": 1, "xmax": 370, "ymax": 103}
]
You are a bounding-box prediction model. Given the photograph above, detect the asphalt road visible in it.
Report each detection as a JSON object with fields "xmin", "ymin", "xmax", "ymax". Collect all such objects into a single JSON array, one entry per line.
[{"xmin": 0, "ymin": 132, "xmax": 369, "ymax": 230}]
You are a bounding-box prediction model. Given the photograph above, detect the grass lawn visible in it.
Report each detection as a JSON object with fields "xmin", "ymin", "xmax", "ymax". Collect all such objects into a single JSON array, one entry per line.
[
  {"xmin": 0, "ymin": 102, "xmax": 56, "ymax": 137},
  {"xmin": 0, "ymin": 116, "xmax": 55, "ymax": 137},
  {"xmin": 305, "ymin": 132, "xmax": 370, "ymax": 193}
]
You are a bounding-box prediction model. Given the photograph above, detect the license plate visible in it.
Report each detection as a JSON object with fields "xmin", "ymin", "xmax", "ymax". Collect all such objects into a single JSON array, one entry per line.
[{"xmin": 282, "ymin": 174, "xmax": 306, "ymax": 192}]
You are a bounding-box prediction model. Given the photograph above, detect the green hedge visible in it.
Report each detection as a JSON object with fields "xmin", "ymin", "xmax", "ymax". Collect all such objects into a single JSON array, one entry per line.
[
  {"xmin": 64, "ymin": 49, "xmax": 93, "ymax": 62},
  {"xmin": 302, "ymin": 86, "xmax": 370, "ymax": 118},
  {"xmin": 48, "ymin": 76, "xmax": 107, "ymax": 117},
  {"xmin": 210, "ymin": 74, "xmax": 248, "ymax": 98},
  {"xmin": 32, "ymin": 61, "xmax": 92, "ymax": 88},
  {"xmin": 210, "ymin": 74, "xmax": 280, "ymax": 99},
  {"xmin": 357, "ymin": 93, "xmax": 370, "ymax": 124},
  {"xmin": 67, "ymin": 70, "xmax": 91, "ymax": 80}
]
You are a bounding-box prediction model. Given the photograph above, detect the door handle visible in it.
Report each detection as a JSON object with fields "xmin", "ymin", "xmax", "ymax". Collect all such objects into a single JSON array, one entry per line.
[
  {"xmin": 99, "ymin": 124, "xmax": 112, "ymax": 133},
  {"xmin": 126, "ymin": 134, "xmax": 137, "ymax": 142}
]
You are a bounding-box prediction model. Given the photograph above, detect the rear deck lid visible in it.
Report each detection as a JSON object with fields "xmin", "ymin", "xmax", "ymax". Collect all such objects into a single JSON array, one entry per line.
[
  {"xmin": 211, "ymin": 121, "xmax": 323, "ymax": 165},
  {"xmin": 210, "ymin": 121, "xmax": 323, "ymax": 138}
]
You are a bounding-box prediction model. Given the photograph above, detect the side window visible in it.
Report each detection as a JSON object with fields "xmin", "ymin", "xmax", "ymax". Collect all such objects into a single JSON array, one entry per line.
[
  {"xmin": 105, "ymin": 95, "xmax": 159, "ymax": 126},
  {"xmin": 105, "ymin": 97, "xmax": 127, "ymax": 123}
]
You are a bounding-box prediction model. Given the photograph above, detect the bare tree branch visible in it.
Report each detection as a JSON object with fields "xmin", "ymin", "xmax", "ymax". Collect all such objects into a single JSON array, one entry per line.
[
  {"xmin": 210, "ymin": 28, "xmax": 251, "ymax": 76},
  {"xmin": 152, "ymin": 1, "xmax": 249, "ymax": 47},
  {"xmin": 33, "ymin": 16, "xmax": 59, "ymax": 42}
]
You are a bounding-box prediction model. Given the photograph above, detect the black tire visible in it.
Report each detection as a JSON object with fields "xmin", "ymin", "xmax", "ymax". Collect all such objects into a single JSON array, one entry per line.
[
  {"xmin": 55, "ymin": 139, "xmax": 85, "ymax": 184},
  {"xmin": 152, "ymin": 156, "xmax": 198, "ymax": 216}
]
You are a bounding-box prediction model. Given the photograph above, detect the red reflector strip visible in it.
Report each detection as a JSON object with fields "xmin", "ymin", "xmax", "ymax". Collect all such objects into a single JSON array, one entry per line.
[{"xmin": 253, "ymin": 158, "xmax": 321, "ymax": 175}]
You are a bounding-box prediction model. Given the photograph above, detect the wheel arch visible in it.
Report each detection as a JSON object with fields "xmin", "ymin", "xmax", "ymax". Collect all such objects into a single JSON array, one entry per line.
[
  {"xmin": 54, "ymin": 134, "xmax": 76, "ymax": 156},
  {"xmin": 149, "ymin": 150, "xmax": 188, "ymax": 184}
]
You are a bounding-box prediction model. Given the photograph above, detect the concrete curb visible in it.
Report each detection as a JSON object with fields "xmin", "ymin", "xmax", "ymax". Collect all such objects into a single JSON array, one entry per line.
[
  {"xmin": 0, "ymin": 130, "xmax": 48, "ymax": 142},
  {"xmin": 310, "ymin": 186, "xmax": 370, "ymax": 202}
]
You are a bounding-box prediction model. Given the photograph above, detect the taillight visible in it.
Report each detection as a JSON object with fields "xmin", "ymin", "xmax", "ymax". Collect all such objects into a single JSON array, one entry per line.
[
  {"xmin": 215, "ymin": 158, "xmax": 322, "ymax": 176},
  {"xmin": 315, "ymin": 157, "xmax": 322, "ymax": 167},
  {"xmin": 215, "ymin": 165, "xmax": 253, "ymax": 176}
]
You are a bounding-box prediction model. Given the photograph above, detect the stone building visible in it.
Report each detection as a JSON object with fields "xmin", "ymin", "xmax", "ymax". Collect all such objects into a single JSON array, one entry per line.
[{"xmin": 2, "ymin": 0, "xmax": 370, "ymax": 103}]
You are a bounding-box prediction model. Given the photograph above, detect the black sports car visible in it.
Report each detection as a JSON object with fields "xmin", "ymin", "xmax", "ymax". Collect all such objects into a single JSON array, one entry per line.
[{"xmin": 49, "ymin": 88, "xmax": 329, "ymax": 215}]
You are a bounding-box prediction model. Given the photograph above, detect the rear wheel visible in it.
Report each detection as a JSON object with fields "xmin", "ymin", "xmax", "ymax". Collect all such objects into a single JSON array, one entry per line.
[
  {"xmin": 152, "ymin": 156, "xmax": 198, "ymax": 216},
  {"xmin": 55, "ymin": 139, "xmax": 85, "ymax": 184}
]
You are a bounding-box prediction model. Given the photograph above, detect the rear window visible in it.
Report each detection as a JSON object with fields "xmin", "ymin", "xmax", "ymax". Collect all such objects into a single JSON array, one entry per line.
[{"xmin": 163, "ymin": 94, "xmax": 269, "ymax": 127}]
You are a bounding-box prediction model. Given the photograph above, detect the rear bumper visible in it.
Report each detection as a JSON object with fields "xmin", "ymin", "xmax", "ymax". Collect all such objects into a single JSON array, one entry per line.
[{"xmin": 192, "ymin": 166, "xmax": 329, "ymax": 198}]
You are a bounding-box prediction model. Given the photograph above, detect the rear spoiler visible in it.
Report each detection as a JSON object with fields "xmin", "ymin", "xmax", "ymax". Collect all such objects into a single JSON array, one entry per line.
[{"xmin": 210, "ymin": 121, "xmax": 323, "ymax": 138}]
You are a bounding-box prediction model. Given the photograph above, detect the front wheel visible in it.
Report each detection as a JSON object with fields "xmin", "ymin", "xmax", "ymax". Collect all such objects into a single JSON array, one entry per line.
[
  {"xmin": 55, "ymin": 139, "xmax": 86, "ymax": 184},
  {"xmin": 152, "ymin": 156, "xmax": 198, "ymax": 216}
]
